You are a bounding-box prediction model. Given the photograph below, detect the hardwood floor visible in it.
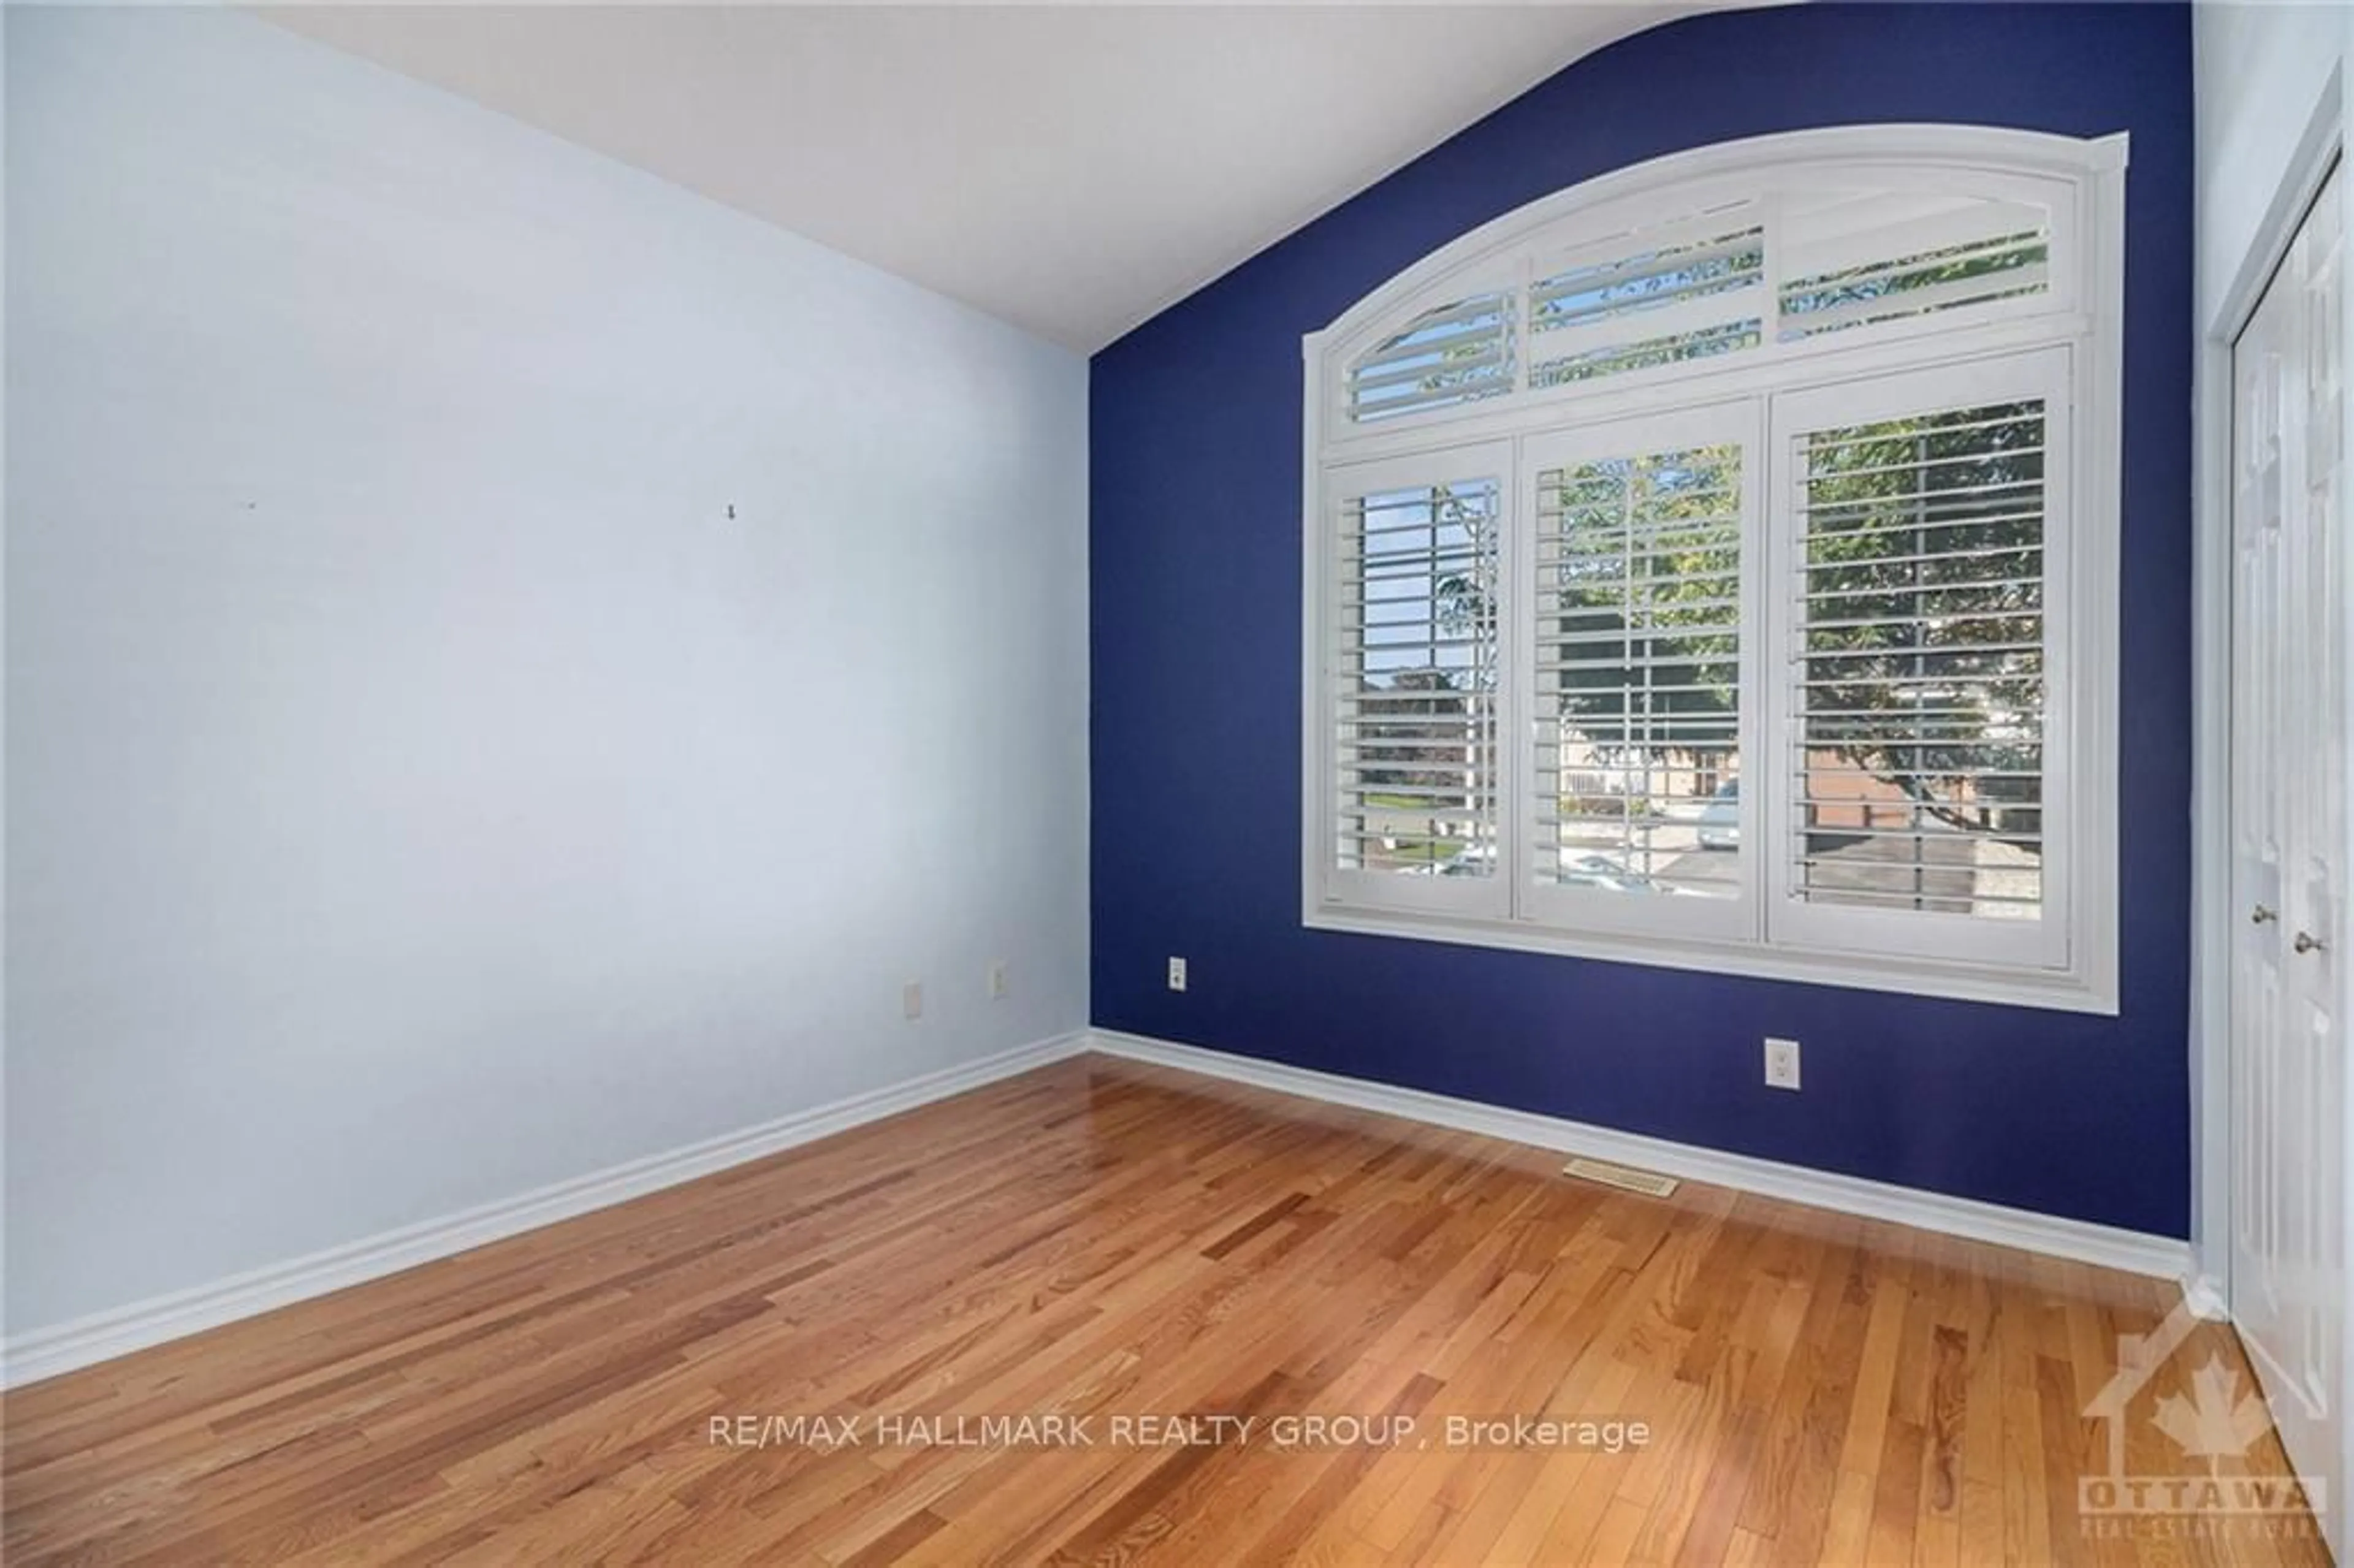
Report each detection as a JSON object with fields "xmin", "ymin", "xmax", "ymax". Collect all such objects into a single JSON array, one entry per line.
[{"xmin": 1, "ymin": 1054, "xmax": 2328, "ymax": 1566}]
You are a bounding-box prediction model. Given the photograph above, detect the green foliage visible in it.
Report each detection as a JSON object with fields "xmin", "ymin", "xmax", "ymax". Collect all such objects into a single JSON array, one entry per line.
[
  {"xmin": 1544, "ymin": 446, "xmax": 1742, "ymax": 757},
  {"xmin": 1781, "ymin": 231, "xmax": 2049, "ymax": 329},
  {"xmin": 1798, "ymin": 401, "xmax": 2044, "ymax": 837},
  {"xmin": 1526, "ymin": 408, "xmax": 2045, "ymax": 844}
]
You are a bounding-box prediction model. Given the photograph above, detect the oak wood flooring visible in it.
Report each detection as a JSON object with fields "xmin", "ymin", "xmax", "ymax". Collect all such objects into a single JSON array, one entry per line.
[{"xmin": 1, "ymin": 1054, "xmax": 2329, "ymax": 1565}]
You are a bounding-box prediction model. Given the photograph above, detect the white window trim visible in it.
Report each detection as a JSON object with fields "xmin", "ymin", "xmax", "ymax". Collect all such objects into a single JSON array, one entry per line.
[{"xmin": 1300, "ymin": 125, "xmax": 2126, "ymax": 1015}]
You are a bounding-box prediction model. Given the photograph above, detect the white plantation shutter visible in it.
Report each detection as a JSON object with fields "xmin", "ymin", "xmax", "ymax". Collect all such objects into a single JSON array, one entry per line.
[
  {"xmin": 1346, "ymin": 292, "xmax": 1515, "ymax": 423},
  {"xmin": 1338, "ymin": 178, "xmax": 2067, "ymax": 428},
  {"xmin": 1770, "ymin": 349, "xmax": 2070, "ymax": 968},
  {"xmin": 1778, "ymin": 188, "xmax": 2052, "ymax": 340},
  {"xmin": 1525, "ymin": 408, "xmax": 1756, "ymax": 939},
  {"xmin": 1324, "ymin": 447, "xmax": 1510, "ymax": 916},
  {"xmin": 1528, "ymin": 218, "xmax": 1766, "ymax": 388}
]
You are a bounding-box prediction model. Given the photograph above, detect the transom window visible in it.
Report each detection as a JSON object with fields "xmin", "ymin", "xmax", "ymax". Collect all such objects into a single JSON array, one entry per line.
[{"xmin": 1303, "ymin": 127, "xmax": 2124, "ymax": 1012}]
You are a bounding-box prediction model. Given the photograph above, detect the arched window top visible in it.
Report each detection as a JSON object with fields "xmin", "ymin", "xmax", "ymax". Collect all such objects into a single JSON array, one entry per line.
[{"xmin": 1314, "ymin": 125, "xmax": 2127, "ymax": 437}]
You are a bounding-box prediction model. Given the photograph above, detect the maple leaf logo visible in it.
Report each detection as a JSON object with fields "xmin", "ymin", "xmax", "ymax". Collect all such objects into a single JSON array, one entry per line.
[{"xmin": 2152, "ymin": 1355, "xmax": 2274, "ymax": 1471}]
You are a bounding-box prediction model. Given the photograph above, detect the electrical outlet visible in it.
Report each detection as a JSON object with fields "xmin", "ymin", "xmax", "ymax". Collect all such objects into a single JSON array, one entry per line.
[
  {"xmin": 1764, "ymin": 1037, "xmax": 1801, "ymax": 1090},
  {"xmin": 903, "ymin": 982, "xmax": 924, "ymax": 1021},
  {"xmin": 988, "ymin": 961, "xmax": 1009, "ymax": 1000},
  {"xmin": 1167, "ymin": 956, "xmax": 1188, "ymax": 992}
]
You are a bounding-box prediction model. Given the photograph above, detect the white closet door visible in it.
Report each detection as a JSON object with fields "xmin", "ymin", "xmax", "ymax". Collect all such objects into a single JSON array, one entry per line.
[{"xmin": 2231, "ymin": 160, "xmax": 2345, "ymax": 1536}]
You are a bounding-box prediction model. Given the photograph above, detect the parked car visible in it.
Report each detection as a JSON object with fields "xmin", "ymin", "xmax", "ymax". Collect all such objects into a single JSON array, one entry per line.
[
  {"xmin": 1437, "ymin": 844, "xmax": 1496, "ymax": 877},
  {"xmin": 1428, "ymin": 845, "xmax": 1667, "ymax": 892},
  {"xmin": 1697, "ymin": 778, "xmax": 1740, "ymax": 850},
  {"xmin": 1560, "ymin": 853, "xmax": 1656, "ymax": 892}
]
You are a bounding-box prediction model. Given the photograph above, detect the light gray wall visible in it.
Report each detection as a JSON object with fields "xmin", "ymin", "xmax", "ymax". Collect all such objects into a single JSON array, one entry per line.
[
  {"xmin": 4, "ymin": 7, "xmax": 1089, "ymax": 1335},
  {"xmin": 2194, "ymin": 3, "xmax": 2348, "ymax": 326}
]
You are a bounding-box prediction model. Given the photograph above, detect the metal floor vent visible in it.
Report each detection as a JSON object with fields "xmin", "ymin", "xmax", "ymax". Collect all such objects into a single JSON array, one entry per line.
[{"xmin": 1561, "ymin": 1157, "xmax": 1679, "ymax": 1199}]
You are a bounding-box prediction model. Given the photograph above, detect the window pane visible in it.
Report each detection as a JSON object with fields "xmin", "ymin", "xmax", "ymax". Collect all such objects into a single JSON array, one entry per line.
[
  {"xmin": 1790, "ymin": 400, "xmax": 2046, "ymax": 918},
  {"xmin": 1777, "ymin": 188, "xmax": 2051, "ymax": 340},
  {"xmin": 1335, "ymin": 479, "xmax": 1501, "ymax": 875},
  {"xmin": 1347, "ymin": 295, "xmax": 1515, "ymax": 423},
  {"xmin": 1529, "ymin": 224, "xmax": 1765, "ymax": 390},
  {"xmin": 1533, "ymin": 444, "xmax": 1743, "ymax": 899}
]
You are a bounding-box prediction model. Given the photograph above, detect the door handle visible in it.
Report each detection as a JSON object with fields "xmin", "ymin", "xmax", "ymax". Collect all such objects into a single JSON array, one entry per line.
[
  {"xmin": 2253, "ymin": 904, "xmax": 2279, "ymax": 924},
  {"xmin": 2293, "ymin": 931, "xmax": 2327, "ymax": 955}
]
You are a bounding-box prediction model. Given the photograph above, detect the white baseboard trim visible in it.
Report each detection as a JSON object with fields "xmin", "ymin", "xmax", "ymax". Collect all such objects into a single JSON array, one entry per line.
[
  {"xmin": 10, "ymin": 1025, "xmax": 2195, "ymax": 1388},
  {"xmin": 1090, "ymin": 1029, "xmax": 2193, "ymax": 1282},
  {"xmin": 2181, "ymin": 1271, "xmax": 2232, "ymax": 1323},
  {"xmin": 3, "ymin": 1030, "xmax": 1089, "ymax": 1389}
]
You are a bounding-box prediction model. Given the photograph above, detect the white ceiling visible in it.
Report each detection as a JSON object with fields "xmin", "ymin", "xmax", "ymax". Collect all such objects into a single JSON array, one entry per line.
[{"xmin": 261, "ymin": 4, "xmax": 1721, "ymax": 352}]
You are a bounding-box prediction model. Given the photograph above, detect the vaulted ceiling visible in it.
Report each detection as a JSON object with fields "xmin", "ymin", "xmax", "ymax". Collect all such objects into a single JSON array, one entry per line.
[{"xmin": 261, "ymin": 4, "xmax": 1730, "ymax": 352}]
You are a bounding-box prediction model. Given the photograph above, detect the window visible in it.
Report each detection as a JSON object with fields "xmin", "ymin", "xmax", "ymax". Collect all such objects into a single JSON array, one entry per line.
[
  {"xmin": 1328, "ymin": 460, "xmax": 1504, "ymax": 909},
  {"xmin": 1303, "ymin": 127, "xmax": 2124, "ymax": 1011},
  {"xmin": 1525, "ymin": 407, "xmax": 1756, "ymax": 945}
]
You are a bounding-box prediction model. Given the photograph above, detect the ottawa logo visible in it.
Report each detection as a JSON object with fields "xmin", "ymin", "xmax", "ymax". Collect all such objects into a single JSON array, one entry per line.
[{"xmin": 2078, "ymin": 1296, "xmax": 2323, "ymax": 1533}]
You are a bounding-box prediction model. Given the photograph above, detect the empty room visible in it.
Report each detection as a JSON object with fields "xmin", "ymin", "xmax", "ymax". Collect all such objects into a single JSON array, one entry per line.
[{"xmin": 4, "ymin": 1, "xmax": 2350, "ymax": 1562}]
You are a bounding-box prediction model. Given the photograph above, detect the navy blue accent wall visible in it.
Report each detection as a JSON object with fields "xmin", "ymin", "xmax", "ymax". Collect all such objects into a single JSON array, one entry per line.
[{"xmin": 1088, "ymin": 4, "xmax": 2193, "ymax": 1236}]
